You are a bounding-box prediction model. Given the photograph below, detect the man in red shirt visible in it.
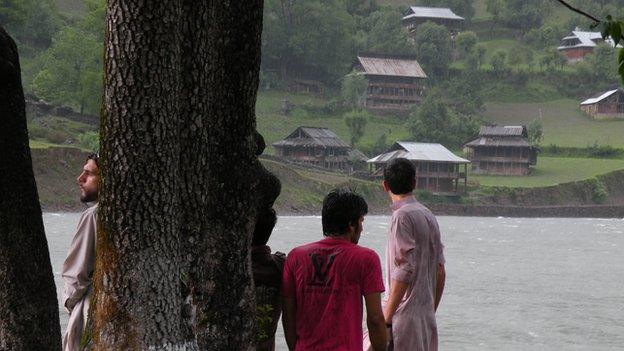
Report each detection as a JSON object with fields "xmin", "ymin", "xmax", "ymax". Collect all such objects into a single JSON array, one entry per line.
[{"xmin": 281, "ymin": 188, "xmax": 387, "ymax": 351}]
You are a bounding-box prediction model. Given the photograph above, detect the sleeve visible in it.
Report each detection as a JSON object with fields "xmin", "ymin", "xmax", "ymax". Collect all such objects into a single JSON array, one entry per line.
[
  {"xmin": 361, "ymin": 251, "xmax": 385, "ymax": 296},
  {"xmin": 61, "ymin": 208, "xmax": 97, "ymax": 312},
  {"xmin": 429, "ymin": 216, "xmax": 445, "ymax": 265},
  {"xmin": 281, "ymin": 253, "xmax": 297, "ymax": 298},
  {"xmin": 390, "ymin": 214, "xmax": 418, "ymax": 284}
]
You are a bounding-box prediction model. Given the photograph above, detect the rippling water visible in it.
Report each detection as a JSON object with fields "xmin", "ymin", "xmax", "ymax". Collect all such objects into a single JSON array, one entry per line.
[{"xmin": 44, "ymin": 214, "xmax": 624, "ymax": 350}]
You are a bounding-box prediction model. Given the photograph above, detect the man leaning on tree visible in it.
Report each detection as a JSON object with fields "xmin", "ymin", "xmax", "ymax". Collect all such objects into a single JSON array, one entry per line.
[{"xmin": 61, "ymin": 153, "xmax": 99, "ymax": 351}]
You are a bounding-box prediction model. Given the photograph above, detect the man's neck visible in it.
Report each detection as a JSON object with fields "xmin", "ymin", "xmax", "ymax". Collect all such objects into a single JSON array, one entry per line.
[{"xmin": 389, "ymin": 193, "xmax": 414, "ymax": 203}]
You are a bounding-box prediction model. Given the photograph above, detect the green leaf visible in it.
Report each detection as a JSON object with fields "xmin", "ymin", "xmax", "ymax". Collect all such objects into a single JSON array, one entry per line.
[{"xmin": 611, "ymin": 23, "xmax": 622, "ymax": 46}]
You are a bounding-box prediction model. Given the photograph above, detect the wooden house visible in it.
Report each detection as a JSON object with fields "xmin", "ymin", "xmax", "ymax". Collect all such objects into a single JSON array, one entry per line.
[
  {"xmin": 353, "ymin": 54, "xmax": 427, "ymax": 113},
  {"xmin": 402, "ymin": 6, "xmax": 464, "ymax": 37},
  {"xmin": 367, "ymin": 142, "xmax": 469, "ymax": 195},
  {"xmin": 580, "ymin": 88, "xmax": 624, "ymax": 120},
  {"xmin": 272, "ymin": 126, "xmax": 367, "ymax": 171},
  {"xmin": 463, "ymin": 126, "xmax": 538, "ymax": 176},
  {"xmin": 557, "ymin": 29, "xmax": 621, "ymax": 63}
]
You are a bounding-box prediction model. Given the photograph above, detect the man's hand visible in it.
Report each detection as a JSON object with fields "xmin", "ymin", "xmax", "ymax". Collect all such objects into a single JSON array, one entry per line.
[
  {"xmin": 383, "ymin": 279, "xmax": 409, "ymax": 324},
  {"xmin": 282, "ymin": 297, "xmax": 297, "ymax": 350},
  {"xmin": 364, "ymin": 292, "xmax": 387, "ymax": 351},
  {"xmin": 435, "ymin": 263, "xmax": 445, "ymax": 312}
]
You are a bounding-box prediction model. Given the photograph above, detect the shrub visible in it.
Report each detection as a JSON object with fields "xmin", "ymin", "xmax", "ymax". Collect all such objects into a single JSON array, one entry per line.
[{"xmin": 47, "ymin": 130, "xmax": 68, "ymax": 144}]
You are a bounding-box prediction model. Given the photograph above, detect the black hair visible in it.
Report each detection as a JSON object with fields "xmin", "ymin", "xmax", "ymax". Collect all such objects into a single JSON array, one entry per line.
[
  {"xmin": 383, "ymin": 158, "xmax": 415, "ymax": 195},
  {"xmin": 322, "ymin": 188, "xmax": 368, "ymax": 237},
  {"xmin": 87, "ymin": 152, "xmax": 99, "ymax": 168},
  {"xmin": 252, "ymin": 208, "xmax": 277, "ymax": 246}
]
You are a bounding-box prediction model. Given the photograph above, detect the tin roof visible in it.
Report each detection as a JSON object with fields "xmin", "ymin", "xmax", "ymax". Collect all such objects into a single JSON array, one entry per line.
[
  {"xmin": 367, "ymin": 142, "xmax": 469, "ymax": 164},
  {"xmin": 356, "ymin": 54, "xmax": 427, "ymax": 78},
  {"xmin": 272, "ymin": 126, "xmax": 350, "ymax": 148},
  {"xmin": 580, "ymin": 89, "xmax": 619, "ymax": 105},
  {"xmin": 348, "ymin": 148, "xmax": 369, "ymax": 161},
  {"xmin": 558, "ymin": 30, "xmax": 622, "ymax": 50},
  {"xmin": 403, "ymin": 6, "xmax": 464, "ymax": 21},
  {"xmin": 464, "ymin": 137, "xmax": 532, "ymax": 148},
  {"xmin": 479, "ymin": 125, "xmax": 527, "ymax": 137}
]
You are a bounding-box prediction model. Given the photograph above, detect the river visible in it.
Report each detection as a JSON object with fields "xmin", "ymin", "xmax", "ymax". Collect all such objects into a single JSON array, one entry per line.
[{"xmin": 44, "ymin": 213, "xmax": 624, "ymax": 350}]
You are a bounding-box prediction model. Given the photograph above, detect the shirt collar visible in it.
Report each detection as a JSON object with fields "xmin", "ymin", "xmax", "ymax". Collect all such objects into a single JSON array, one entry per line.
[{"xmin": 390, "ymin": 195, "xmax": 417, "ymax": 212}]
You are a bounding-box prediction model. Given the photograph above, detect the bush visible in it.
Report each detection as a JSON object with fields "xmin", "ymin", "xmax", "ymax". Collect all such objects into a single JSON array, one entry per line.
[
  {"xmin": 47, "ymin": 130, "xmax": 68, "ymax": 144},
  {"xmin": 28, "ymin": 125, "xmax": 48, "ymax": 139},
  {"xmin": 78, "ymin": 131, "xmax": 100, "ymax": 151},
  {"xmin": 587, "ymin": 177, "xmax": 608, "ymax": 204}
]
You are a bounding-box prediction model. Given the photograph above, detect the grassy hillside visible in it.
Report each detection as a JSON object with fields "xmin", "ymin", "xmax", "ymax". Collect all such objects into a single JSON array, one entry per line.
[
  {"xmin": 255, "ymin": 91, "xmax": 410, "ymax": 154},
  {"xmin": 484, "ymin": 99, "xmax": 624, "ymax": 147},
  {"xmin": 471, "ymin": 156, "xmax": 624, "ymax": 188}
]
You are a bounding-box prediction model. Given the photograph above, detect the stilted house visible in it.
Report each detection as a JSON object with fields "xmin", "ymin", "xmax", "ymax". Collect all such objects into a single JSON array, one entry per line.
[
  {"xmin": 367, "ymin": 142, "xmax": 469, "ymax": 195},
  {"xmin": 580, "ymin": 88, "xmax": 624, "ymax": 120},
  {"xmin": 272, "ymin": 126, "xmax": 367, "ymax": 171},
  {"xmin": 402, "ymin": 6, "xmax": 464, "ymax": 37},
  {"xmin": 463, "ymin": 126, "xmax": 538, "ymax": 176},
  {"xmin": 353, "ymin": 54, "xmax": 427, "ymax": 113},
  {"xmin": 557, "ymin": 29, "xmax": 621, "ymax": 63}
]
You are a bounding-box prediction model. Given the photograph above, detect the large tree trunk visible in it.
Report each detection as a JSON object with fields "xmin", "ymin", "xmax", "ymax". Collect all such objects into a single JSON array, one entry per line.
[
  {"xmin": 92, "ymin": 1, "xmax": 189, "ymax": 349},
  {"xmin": 183, "ymin": 1, "xmax": 265, "ymax": 349},
  {"xmin": 92, "ymin": 0, "xmax": 268, "ymax": 349},
  {"xmin": 0, "ymin": 26, "xmax": 62, "ymax": 350}
]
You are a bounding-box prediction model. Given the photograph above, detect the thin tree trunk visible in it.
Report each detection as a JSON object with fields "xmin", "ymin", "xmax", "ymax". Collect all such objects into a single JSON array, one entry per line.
[{"xmin": 0, "ymin": 25, "xmax": 62, "ymax": 350}]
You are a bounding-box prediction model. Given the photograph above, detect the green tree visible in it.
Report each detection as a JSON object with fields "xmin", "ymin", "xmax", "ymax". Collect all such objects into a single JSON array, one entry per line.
[
  {"xmin": 341, "ymin": 72, "xmax": 367, "ymax": 108},
  {"xmin": 413, "ymin": 22, "xmax": 452, "ymax": 79},
  {"xmin": 344, "ymin": 109, "xmax": 369, "ymax": 146},
  {"xmin": 31, "ymin": 26, "xmax": 102, "ymax": 114},
  {"xmin": 363, "ymin": 8, "xmax": 415, "ymax": 55},
  {"xmin": 485, "ymin": 0, "xmax": 503, "ymax": 22},
  {"xmin": 490, "ymin": 50, "xmax": 508, "ymax": 77},
  {"xmin": 0, "ymin": 0, "xmax": 61, "ymax": 47},
  {"xmin": 587, "ymin": 43, "xmax": 619, "ymax": 83},
  {"xmin": 456, "ymin": 31, "xmax": 477, "ymax": 57},
  {"xmin": 528, "ymin": 118, "xmax": 543, "ymax": 145},
  {"xmin": 262, "ymin": 0, "xmax": 356, "ymax": 81},
  {"xmin": 499, "ymin": 0, "xmax": 552, "ymax": 32},
  {"xmin": 407, "ymin": 91, "xmax": 479, "ymax": 147}
]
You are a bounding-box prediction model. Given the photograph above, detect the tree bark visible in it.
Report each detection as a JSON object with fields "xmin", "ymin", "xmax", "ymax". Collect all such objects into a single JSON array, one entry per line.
[
  {"xmin": 93, "ymin": 1, "xmax": 190, "ymax": 349},
  {"xmin": 0, "ymin": 25, "xmax": 62, "ymax": 350},
  {"xmin": 93, "ymin": 0, "xmax": 270, "ymax": 349},
  {"xmin": 179, "ymin": 1, "xmax": 266, "ymax": 349}
]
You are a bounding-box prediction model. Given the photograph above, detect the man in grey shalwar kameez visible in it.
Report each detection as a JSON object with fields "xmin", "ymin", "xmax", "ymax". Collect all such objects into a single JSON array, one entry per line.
[
  {"xmin": 62, "ymin": 153, "xmax": 99, "ymax": 351},
  {"xmin": 381, "ymin": 158, "xmax": 446, "ymax": 351}
]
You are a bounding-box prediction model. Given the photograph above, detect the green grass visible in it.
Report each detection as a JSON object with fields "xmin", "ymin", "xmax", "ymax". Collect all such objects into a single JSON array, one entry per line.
[
  {"xmin": 255, "ymin": 90, "xmax": 411, "ymax": 155},
  {"xmin": 471, "ymin": 156, "xmax": 624, "ymax": 187},
  {"xmin": 484, "ymin": 99, "xmax": 624, "ymax": 147},
  {"xmin": 54, "ymin": 0, "xmax": 85, "ymax": 15},
  {"xmin": 29, "ymin": 139, "xmax": 61, "ymax": 149}
]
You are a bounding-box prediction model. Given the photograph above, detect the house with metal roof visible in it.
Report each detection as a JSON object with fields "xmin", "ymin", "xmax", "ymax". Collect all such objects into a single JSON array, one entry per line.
[
  {"xmin": 463, "ymin": 125, "xmax": 538, "ymax": 176},
  {"xmin": 272, "ymin": 126, "xmax": 368, "ymax": 171},
  {"xmin": 367, "ymin": 141, "xmax": 469, "ymax": 194},
  {"xmin": 353, "ymin": 53, "xmax": 427, "ymax": 113},
  {"xmin": 580, "ymin": 88, "xmax": 624, "ymax": 119},
  {"xmin": 402, "ymin": 6, "xmax": 464, "ymax": 36},
  {"xmin": 557, "ymin": 29, "xmax": 622, "ymax": 62}
]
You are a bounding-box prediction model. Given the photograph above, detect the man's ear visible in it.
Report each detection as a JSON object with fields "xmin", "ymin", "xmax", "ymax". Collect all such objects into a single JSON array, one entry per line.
[{"xmin": 382, "ymin": 180, "xmax": 390, "ymax": 193}]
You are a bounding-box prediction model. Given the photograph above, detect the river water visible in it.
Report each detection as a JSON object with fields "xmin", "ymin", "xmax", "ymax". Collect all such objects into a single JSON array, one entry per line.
[{"xmin": 44, "ymin": 213, "xmax": 624, "ymax": 350}]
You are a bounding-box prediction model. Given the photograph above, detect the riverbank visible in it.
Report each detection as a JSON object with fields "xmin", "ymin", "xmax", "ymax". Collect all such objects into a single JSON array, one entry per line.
[{"xmin": 32, "ymin": 147, "xmax": 624, "ymax": 217}]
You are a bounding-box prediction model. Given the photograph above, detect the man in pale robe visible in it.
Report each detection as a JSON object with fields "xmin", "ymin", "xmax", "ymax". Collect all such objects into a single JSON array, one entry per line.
[
  {"xmin": 62, "ymin": 153, "xmax": 99, "ymax": 351},
  {"xmin": 379, "ymin": 158, "xmax": 446, "ymax": 351}
]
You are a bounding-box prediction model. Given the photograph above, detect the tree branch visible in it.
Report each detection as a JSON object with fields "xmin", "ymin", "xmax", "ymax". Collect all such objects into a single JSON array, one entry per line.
[{"xmin": 553, "ymin": 0, "xmax": 601, "ymax": 23}]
